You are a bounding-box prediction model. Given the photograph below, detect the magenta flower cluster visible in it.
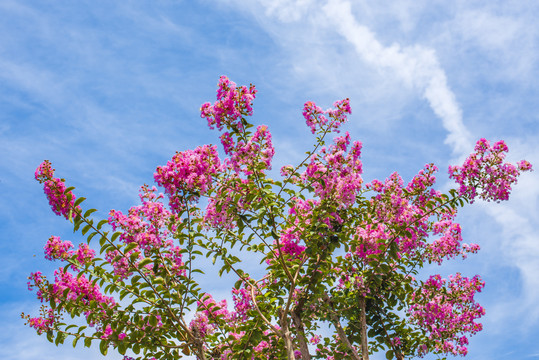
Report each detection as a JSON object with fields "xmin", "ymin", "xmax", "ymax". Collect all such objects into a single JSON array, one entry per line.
[
  {"xmin": 226, "ymin": 125, "xmax": 275, "ymax": 175},
  {"xmin": 107, "ymin": 185, "xmax": 185, "ymax": 279},
  {"xmin": 44, "ymin": 236, "xmax": 95, "ymax": 267},
  {"xmin": 189, "ymin": 289, "xmax": 284, "ymax": 358},
  {"xmin": 409, "ymin": 273, "xmax": 485, "ymax": 356},
  {"xmin": 25, "ymin": 267, "xmax": 116, "ymax": 331},
  {"xmin": 44, "ymin": 235, "xmax": 74, "ymax": 261},
  {"xmin": 358, "ymin": 167, "xmax": 479, "ymax": 265},
  {"xmin": 200, "ymin": 75, "xmax": 257, "ymax": 131},
  {"xmin": 449, "ymin": 138, "xmax": 533, "ymax": 202},
  {"xmin": 154, "ymin": 145, "xmax": 222, "ymax": 212},
  {"xmin": 300, "ymin": 132, "xmax": 363, "ymax": 208},
  {"xmin": 24, "ymin": 306, "xmax": 56, "ymax": 335},
  {"xmin": 302, "ymin": 98, "xmax": 351, "ymax": 134},
  {"xmin": 272, "ymin": 198, "xmax": 317, "ymax": 260},
  {"xmin": 51, "ymin": 270, "xmax": 116, "ymax": 309},
  {"xmin": 35, "ymin": 160, "xmax": 80, "ymax": 219},
  {"xmin": 203, "ymin": 175, "xmax": 252, "ymax": 230}
]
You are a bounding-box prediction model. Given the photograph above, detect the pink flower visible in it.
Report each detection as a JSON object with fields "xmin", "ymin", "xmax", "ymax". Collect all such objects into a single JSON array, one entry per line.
[
  {"xmin": 299, "ymin": 132, "xmax": 363, "ymax": 208},
  {"xmin": 226, "ymin": 124, "xmax": 275, "ymax": 175},
  {"xmin": 409, "ymin": 273, "xmax": 485, "ymax": 356},
  {"xmin": 449, "ymin": 139, "xmax": 532, "ymax": 202},
  {"xmin": 302, "ymin": 98, "xmax": 351, "ymax": 134},
  {"xmin": 35, "ymin": 160, "xmax": 80, "ymax": 219},
  {"xmin": 75, "ymin": 244, "xmax": 95, "ymax": 266},
  {"xmin": 44, "ymin": 236, "xmax": 74, "ymax": 261},
  {"xmin": 23, "ymin": 308, "xmax": 56, "ymax": 335},
  {"xmin": 200, "ymin": 76, "xmax": 257, "ymax": 131},
  {"xmin": 154, "ymin": 145, "xmax": 222, "ymax": 212}
]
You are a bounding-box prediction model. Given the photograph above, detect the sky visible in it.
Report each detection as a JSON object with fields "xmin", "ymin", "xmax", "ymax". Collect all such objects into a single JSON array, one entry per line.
[{"xmin": 0, "ymin": 0, "xmax": 538, "ymax": 359}]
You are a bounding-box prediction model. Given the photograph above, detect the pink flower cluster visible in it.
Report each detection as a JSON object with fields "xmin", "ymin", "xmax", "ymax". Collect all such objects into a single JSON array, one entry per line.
[
  {"xmin": 51, "ymin": 269, "xmax": 116, "ymax": 308},
  {"xmin": 75, "ymin": 243, "xmax": 96, "ymax": 266},
  {"xmin": 44, "ymin": 236, "xmax": 95, "ymax": 267},
  {"xmin": 25, "ymin": 267, "xmax": 117, "ymax": 331},
  {"xmin": 154, "ymin": 145, "xmax": 222, "ymax": 212},
  {"xmin": 362, "ymin": 172, "xmax": 430, "ymax": 257},
  {"xmin": 300, "ymin": 132, "xmax": 363, "ymax": 208},
  {"xmin": 409, "ymin": 273, "xmax": 485, "ymax": 356},
  {"xmin": 405, "ymin": 164, "xmax": 440, "ymax": 207},
  {"xmin": 99, "ymin": 324, "xmax": 127, "ymax": 340},
  {"xmin": 190, "ymin": 293, "xmax": 231, "ymax": 338},
  {"xmin": 358, "ymin": 167, "xmax": 481, "ymax": 265},
  {"xmin": 200, "ymin": 76, "xmax": 257, "ymax": 131},
  {"xmin": 224, "ymin": 125, "xmax": 275, "ymax": 175},
  {"xmin": 353, "ymin": 223, "xmax": 390, "ymax": 260},
  {"xmin": 203, "ymin": 176, "xmax": 252, "ymax": 230},
  {"xmin": 302, "ymin": 98, "xmax": 351, "ymax": 134},
  {"xmin": 44, "ymin": 236, "xmax": 74, "ymax": 261},
  {"xmin": 272, "ymin": 198, "xmax": 319, "ymax": 260},
  {"xmin": 23, "ymin": 307, "xmax": 56, "ymax": 335},
  {"xmin": 107, "ymin": 186, "xmax": 185, "ymax": 279},
  {"xmin": 426, "ymin": 215, "xmax": 480, "ymax": 265},
  {"xmin": 449, "ymin": 139, "xmax": 532, "ymax": 202},
  {"xmin": 35, "ymin": 160, "xmax": 80, "ymax": 219},
  {"xmin": 189, "ymin": 288, "xmax": 283, "ymax": 358},
  {"xmin": 109, "ymin": 187, "xmax": 172, "ymax": 251},
  {"xmin": 231, "ymin": 286, "xmax": 253, "ymax": 322}
]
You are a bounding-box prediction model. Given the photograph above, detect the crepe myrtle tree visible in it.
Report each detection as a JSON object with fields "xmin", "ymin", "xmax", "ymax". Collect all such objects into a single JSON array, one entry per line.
[{"xmin": 23, "ymin": 76, "xmax": 532, "ymax": 360}]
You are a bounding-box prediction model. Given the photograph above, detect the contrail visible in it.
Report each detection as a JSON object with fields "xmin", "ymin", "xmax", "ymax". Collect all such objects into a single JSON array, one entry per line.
[{"xmin": 322, "ymin": 0, "xmax": 472, "ymax": 156}]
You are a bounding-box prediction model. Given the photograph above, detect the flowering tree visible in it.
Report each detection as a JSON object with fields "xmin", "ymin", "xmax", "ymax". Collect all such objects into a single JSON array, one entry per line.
[{"xmin": 23, "ymin": 76, "xmax": 532, "ymax": 360}]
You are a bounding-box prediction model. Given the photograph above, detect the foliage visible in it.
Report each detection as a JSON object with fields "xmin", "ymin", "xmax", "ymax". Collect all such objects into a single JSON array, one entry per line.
[{"xmin": 23, "ymin": 76, "xmax": 532, "ymax": 359}]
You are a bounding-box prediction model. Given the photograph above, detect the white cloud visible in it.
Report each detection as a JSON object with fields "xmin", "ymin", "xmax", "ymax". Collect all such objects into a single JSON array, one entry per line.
[
  {"xmin": 229, "ymin": 0, "xmax": 472, "ymax": 155},
  {"xmin": 321, "ymin": 0, "xmax": 472, "ymax": 156}
]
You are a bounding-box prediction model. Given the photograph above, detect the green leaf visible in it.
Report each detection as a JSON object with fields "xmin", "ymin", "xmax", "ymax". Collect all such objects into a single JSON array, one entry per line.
[
  {"xmin": 84, "ymin": 337, "xmax": 92, "ymax": 348},
  {"xmin": 111, "ymin": 232, "xmax": 121, "ymax": 242},
  {"xmin": 64, "ymin": 324, "xmax": 77, "ymax": 332},
  {"xmin": 97, "ymin": 219, "xmax": 108, "ymax": 230},
  {"xmin": 55, "ymin": 332, "xmax": 66, "ymax": 345},
  {"xmin": 118, "ymin": 342, "xmax": 127, "ymax": 355},
  {"xmin": 99, "ymin": 339, "xmax": 108, "ymax": 355},
  {"xmin": 138, "ymin": 258, "xmax": 152, "ymax": 268},
  {"xmin": 81, "ymin": 224, "xmax": 92, "ymax": 236},
  {"xmin": 73, "ymin": 218, "xmax": 83, "ymax": 231},
  {"xmin": 84, "ymin": 208, "xmax": 98, "ymax": 218},
  {"xmin": 130, "ymin": 251, "xmax": 141, "ymax": 262},
  {"xmin": 74, "ymin": 197, "xmax": 86, "ymax": 207},
  {"xmin": 99, "ymin": 236, "xmax": 107, "ymax": 247},
  {"xmin": 386, "ymin": 350, "xmax": 394, "ymax": 360},
  {"xmin": 86, "ymin": 231, "xmax": 98, "ymax": 243},
  {"xmin": 124, "ymin": 242, "xmax": 138, "ymax": 252}
]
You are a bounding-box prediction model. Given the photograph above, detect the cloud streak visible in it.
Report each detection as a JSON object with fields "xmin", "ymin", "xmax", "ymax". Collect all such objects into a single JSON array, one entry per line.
[{"xmin": 322, "ymin": 0, "xmax": 472, "ymax": 156}]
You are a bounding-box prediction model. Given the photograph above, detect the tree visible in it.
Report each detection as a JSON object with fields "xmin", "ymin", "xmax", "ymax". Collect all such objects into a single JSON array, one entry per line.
[{"xmin": 23, "ymin": 76, "xmax": 533, "ymax": 360}]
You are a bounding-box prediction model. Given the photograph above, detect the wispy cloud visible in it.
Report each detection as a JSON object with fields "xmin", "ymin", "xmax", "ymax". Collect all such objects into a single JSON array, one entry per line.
[{"xmin": 322, "ymin": 0, "xmax": 472, "ymax": 156}]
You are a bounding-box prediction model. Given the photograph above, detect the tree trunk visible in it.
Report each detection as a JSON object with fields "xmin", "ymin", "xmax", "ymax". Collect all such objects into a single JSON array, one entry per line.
[
  {"xmin": 291, "ymin": 309, "xmax": 311, "ymax": 360},
  {"xmin": 279, "ymin": 310, "xmax": 296, "ymax": 360},
  {"xmin": 359, "ymin": 296, "xmax": 369, "ymax": 360}
]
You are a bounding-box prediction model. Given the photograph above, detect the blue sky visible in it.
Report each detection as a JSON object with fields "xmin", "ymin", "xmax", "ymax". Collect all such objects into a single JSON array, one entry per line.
[{"xmin": 1, "ymin": 1, "xmax": 538, "ymax": 359}]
